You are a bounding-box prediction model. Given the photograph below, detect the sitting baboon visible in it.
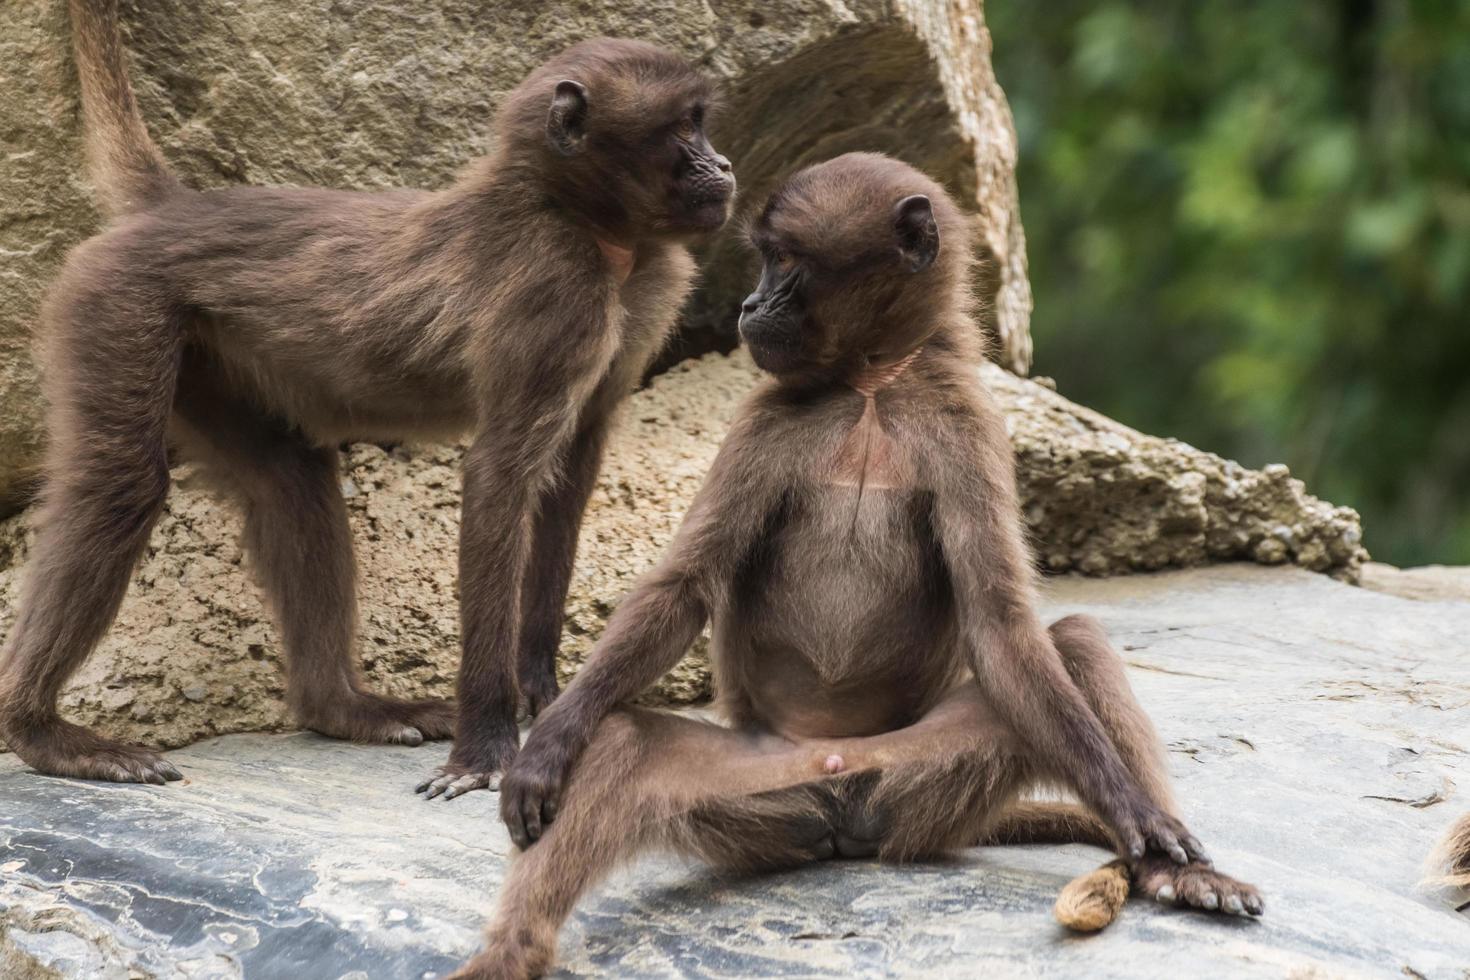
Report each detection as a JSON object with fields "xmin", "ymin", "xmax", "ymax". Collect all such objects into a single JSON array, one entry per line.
[
  {"xmin": 451, "ymin": 153, "xmax": 1261, "ymax": 979},
  {"xmin": 0, "ymin": 1, "xmax": 734, "ymax": 796}
]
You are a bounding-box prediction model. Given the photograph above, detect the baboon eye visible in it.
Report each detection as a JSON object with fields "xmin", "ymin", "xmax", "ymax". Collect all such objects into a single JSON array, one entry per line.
[
  {"xmin": 676, "ymin": 118, "xmax": 696, "ymax": 140},
  {"xmin": 774, "ymin": 250, "xmax": 797, "ymax": 273}
]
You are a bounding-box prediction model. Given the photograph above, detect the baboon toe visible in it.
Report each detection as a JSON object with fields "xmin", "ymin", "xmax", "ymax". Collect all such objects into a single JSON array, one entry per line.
[
  {"xmin": 416, "ymin": 767, "xmax": 502, "ymax": 800},
  {"xmin": 397, "ymin": 697, "xmax": 457, "ymax": 740},
  {"xmin": 386, "ymin": 725, "xmax": 425, "ymax": 746}
]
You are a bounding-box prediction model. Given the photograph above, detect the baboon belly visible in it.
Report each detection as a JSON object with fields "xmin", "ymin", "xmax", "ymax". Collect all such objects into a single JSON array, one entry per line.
[{"xmin": 728, "ymin": 489, "xmax": 958, "ymax": 739}]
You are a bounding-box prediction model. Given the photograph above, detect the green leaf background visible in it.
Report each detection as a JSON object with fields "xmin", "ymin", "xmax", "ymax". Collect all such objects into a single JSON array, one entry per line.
[{"xmin": 992, "ymin": 0, "xmax": 1470, "ymax": 565}]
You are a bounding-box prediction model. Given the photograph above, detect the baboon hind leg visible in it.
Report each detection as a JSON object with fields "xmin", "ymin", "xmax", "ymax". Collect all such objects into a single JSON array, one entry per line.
[
  {"xmin": 0, "ymin": 284, "xmax": 183, "ymax": 783},
  {"xmin": 456, "ymin": 709, "xmax": 897, "ymax": 980},
  {"xmin": 172, "ymin": 371, "xmax": 454, "ymax": 745},
  {"xmin": 1031, "ymin": 615, "xmax": 1263, "ymax": 919}
]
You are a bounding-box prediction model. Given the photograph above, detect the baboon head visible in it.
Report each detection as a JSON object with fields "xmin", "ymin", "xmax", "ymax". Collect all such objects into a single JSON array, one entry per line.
[
  {"xmin": 738, "ymin": 152, "xmax": 972, "ymax": 377},
  {"xmin": 499, "ymin": 38, "xmax": 735, "ymax": 240}
]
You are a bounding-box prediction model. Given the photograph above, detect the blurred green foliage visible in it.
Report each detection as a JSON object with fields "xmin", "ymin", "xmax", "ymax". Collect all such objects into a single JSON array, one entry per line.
[{"xmin": 990, "ymin": 0, "xmax": 1470, "ymax": 566}]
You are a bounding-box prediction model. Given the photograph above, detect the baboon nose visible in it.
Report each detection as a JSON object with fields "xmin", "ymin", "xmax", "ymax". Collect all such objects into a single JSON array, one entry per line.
[
  {"xmin": 714, "ymin": 154, "xmax": 732, "ymax": 174},
  {"xmin": 740, "ymin": 293, "xmax": 761, "ymax": 314}
]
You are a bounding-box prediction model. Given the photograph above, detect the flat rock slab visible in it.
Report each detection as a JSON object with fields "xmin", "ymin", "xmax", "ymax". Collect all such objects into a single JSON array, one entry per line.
[{"xmin": 2, "ymin": 565, "xmax": 1468, "ymax": 979}]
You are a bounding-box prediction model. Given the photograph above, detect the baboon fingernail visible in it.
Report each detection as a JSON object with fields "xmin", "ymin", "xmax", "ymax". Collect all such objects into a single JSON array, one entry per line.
[
  {"xmin": 1156, "ymin": 885, "xmax": 1175, "ymax": 903},
  {"xmin": 1202, "ymin": 892, "xmax": 1219, "ymax": 910},
  {"xmin": 1225, "ymin": 895, "xmax": 1243, "ymax": 914}
]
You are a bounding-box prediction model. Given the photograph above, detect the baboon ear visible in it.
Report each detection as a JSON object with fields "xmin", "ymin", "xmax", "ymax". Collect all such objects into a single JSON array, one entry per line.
[
  {"xmin": 547, "ymin": 80, "xmax": 589, "ymax": 156},
  {"xmin": 894, "ymin": 194, "xmax": 939, "ymax": 273}
]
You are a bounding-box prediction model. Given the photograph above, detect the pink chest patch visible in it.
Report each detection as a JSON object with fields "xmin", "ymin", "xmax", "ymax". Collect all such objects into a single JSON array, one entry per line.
[
  {"xmin": 827, "ymin": 348, "xmax": 922, "ymax": 490},
  {"xmin": 596, "ymin": 238, "xmax": 635, "ymax": 285}
]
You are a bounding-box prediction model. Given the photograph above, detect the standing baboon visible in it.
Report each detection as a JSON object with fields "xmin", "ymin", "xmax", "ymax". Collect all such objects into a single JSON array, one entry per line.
[
  {"xmin": 0, "ymin": 0, "xmax": 734, "ymax": 797},
  {"xmin": 450, "ymin": 153, "xmax": 1260, "ymax": 979}
]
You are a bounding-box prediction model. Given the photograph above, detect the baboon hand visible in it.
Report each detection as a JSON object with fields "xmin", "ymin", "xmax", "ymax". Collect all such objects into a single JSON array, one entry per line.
[
  {"xmin": 499, "ymin": 738, "xmax": 572, "ymax": 849},
  {"xmin": 1119, "ymin": 802, "xmax": 1210, "ymax": 866}
]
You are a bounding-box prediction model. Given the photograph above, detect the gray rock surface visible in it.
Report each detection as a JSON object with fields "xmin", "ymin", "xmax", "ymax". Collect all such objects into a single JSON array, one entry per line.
[
  {"xmin": 0, "ymin": 351, "xmax": 1368, "ymax": 754},
  {"xmin": 0, "ymin": 352, "xmax": 1367, "ymax": 755},
  {"xmin": 0, "ymin": 0, "xmax": 1030, "ymax": 511},
  {"xmin": 1361, "ymin": 562, "xmax": 1470, "ymax": 604},
  {"xmin": 3, "ymin": 566, "xmax": 1467, "ymax": 979}
]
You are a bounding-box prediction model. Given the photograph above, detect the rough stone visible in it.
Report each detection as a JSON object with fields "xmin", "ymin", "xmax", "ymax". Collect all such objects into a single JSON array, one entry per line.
[
  {"xmin": 2, "ymin": 566, "xmax": 1466, "ymax": 978},
  {"xmin": 984, "ymin": 364, "xmax": 1367, "ymax": 580},
  {"xmin": 0, "ymin": 350, "xmax": 1368, "ymax": 753},
  {"xmin": 0, "ymin": 0, "xmax": 1030, "ymax": 512}
]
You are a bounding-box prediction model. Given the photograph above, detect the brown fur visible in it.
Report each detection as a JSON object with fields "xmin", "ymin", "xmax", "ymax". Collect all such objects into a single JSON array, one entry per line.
[
  {"xmin": 1428, "ymin": 811, "xmax": 1470, "ymax": 892},
  {"xmin": 455, "ymin": 154, "xmax": 1260, "ymax": 978},
  {"xmin": 1054, "ymin": 860, "xmax": 1131, "ymax": 932},
  {"xmin": 0, "ymin": 0, "xmax": 733, "ymax": 794}
]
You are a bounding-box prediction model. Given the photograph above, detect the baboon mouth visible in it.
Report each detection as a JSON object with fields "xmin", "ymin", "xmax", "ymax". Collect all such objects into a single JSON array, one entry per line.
[{"xmin": 686, "ymin": 189, "xmax": 733, "ymax": 210}]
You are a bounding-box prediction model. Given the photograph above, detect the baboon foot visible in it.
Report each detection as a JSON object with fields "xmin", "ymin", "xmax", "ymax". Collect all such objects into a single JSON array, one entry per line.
[
  {"xmin": 3, "ymin": 716, "xmax": 183, "ymax": 784},
  {"xmin": 301, "ymin": 691, "xmax": 457, "ymax": 746},
  {"xmin": 1135, "ymin": 854, "xmax": 1264, "ymax": 917}
]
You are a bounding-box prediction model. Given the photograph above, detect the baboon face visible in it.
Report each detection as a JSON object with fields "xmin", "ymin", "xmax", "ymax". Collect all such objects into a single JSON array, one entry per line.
[
  {"xmin": 533, "ymin": 40, "xmax": 735, "ymax": 238},
  {"xmin": 738, "ymin": 154, "xmax": 944, "ymax": 375}
]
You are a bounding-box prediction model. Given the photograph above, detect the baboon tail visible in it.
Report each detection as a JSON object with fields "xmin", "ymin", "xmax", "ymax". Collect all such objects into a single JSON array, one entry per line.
[
  {"xmin": 1427, "ymin": 810, "xmax": 1470, "ymax": 890},
  {"xmin": 978, "ymin": 801, "xmax": 1130, "ymax": 932},
  {"xmin": 1052, "ymin": 859, "xmax": 1130, "ymax": 932},
  {"xmin": 69, "ymin": 0, "xmax": 181, "ymax": 217}
]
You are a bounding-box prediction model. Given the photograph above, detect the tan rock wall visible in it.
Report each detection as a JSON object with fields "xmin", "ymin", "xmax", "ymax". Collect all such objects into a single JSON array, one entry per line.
[{"xmin": 0, "ymin": 0, "xmax": 1030, "ymax": 511}]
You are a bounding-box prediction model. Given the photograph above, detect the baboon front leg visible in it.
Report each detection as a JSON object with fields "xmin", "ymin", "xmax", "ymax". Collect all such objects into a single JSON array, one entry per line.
[
  {"xmin": 514, "ymin": 418, "xmax": 610, "ymax": 718},
  {"xmin": 0, "ymin": 292, "xmax": 183, "ymax": 783},
  {"xmin": 173, "ymin": 382, "xmax": 454, "ymax": 745},
  {"xmin": 1045, "ymin": 614, "xmax": 1263, "ymax": 917}
]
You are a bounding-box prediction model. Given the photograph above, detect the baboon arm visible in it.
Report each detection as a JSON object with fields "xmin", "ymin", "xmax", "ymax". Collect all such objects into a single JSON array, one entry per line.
[
  {"xmin": 501, "ymin": 415, "xmax": 785, "ymax": 846},
  {"xmin": 449, "ymin": 290, "xmax": 617, "ymax": 778},
  {"xmin": 931, "ymin": 401, "xmax": 1205, "ymax": 865}
]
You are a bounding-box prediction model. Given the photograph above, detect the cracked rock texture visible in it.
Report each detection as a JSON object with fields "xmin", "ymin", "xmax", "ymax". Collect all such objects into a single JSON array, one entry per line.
[
  {"xmin": 2, "ymin": 566, "xmax": 1467, "ymax": 978},
  {"xmin": 0, "ymin": 0, "xmax": 1030, "ymax": 512},
  {"xmin": 0, "ymin": 351, "xmax": 1366, "ymax": 754}
]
